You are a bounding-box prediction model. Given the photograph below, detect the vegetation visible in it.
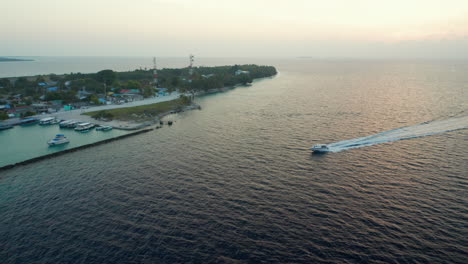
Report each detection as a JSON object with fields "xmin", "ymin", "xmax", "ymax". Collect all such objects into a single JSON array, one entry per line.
[
  {"xmin": 0, "ymin": 111, "xmax": 8, "ymax": 120},
  {"xmin": 83, "ymin": 96, "xmax": 192, "ymax": 121},
  {"xmin": 0, "ymin": 57, "xmax": 33, "ymax": 62},
  {"xmin": 45, "ymin": 91, "xmax": 77, "ymax": 103},
  {"xmin": 89, "ymin": 110, "xmax": 114, "ymax": 120},
  {"xmin": 0, "ymin": 64, "xmax": 276, "ymax": 120},
  {"xmin": 23, "ymin": 111, "xmax": 36, "ymax": 117}
]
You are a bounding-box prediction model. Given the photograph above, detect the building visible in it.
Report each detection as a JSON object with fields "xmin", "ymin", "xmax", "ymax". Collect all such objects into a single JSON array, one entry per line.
[
  {"xmin": 157, "ymin": 88, "xmax": 169, "ymax": 96},
  {"xmin": 235, "ymin": 70, "xmax": 250, "ymax": 75},
  {"xmin": 202, "ymin": 74, "xmax": 215, "ymax": 78},
  {"xmin": 7, "ymin": 106, "xmax": 33, "ymax": 118},
  {"xmin": 31, "ymin": 103, "xmax": 49, "ymax": 113},
  {"xmin": 47, "ymin": 87, "xmax": 58, "ymax": 92},
  {"xmin": 0, "ymin": 104, "xmax": 11, "ymax": 111}
]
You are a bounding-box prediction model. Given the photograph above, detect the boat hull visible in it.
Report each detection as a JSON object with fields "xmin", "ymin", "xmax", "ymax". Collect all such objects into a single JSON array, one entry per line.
[
  {"xmin": 311, "ymin": 144, "xmax": 330, "ymax": 153},
  {"xmin": 48, "ymin": 140, "xmax": 69, "ymax": 146}
]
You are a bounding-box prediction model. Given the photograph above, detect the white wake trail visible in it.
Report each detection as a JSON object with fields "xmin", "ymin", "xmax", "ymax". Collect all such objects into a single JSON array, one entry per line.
[{"xmin": 326, "ymin": 115, "xmax": 468, "ymax": 152}]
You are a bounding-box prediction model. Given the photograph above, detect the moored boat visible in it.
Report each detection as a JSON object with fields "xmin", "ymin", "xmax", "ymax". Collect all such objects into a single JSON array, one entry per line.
[
  {"xmin": 95, "ymin": 125, "xmax": 112, "ymax": 131},
  {"xmin": 50, "ymin": 118, "xmax": 61, "ymax": 124},
  {"xmin": 47, "ymin": 134, "xmax": 70, "ymax": 146},
  {"xmin": 39, "ymin": 117, "xmax": 56, "ymax": 125},
  {"xmin": 19, "ymin": 118, "xmax": 39, "ymax": 126},
  {"xmin": 75, "ymin": 122, "xmax": 94, "ymax": 131},
  {"xmin": 59, "ymin": 120, "xmax": 73, "ymax": 128},
  {"xmin": 66, "ymin": 121, "xmax": 80, "ymax": 128},
  {"xmin": 0, "ymin": 124, "xmax": 14, "ymax": 130}
]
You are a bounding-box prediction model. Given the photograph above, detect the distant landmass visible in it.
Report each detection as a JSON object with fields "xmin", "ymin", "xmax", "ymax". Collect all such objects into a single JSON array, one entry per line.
[{"xmin": 0, "ymin": 57, "xmax": 33, "ymax": 62}]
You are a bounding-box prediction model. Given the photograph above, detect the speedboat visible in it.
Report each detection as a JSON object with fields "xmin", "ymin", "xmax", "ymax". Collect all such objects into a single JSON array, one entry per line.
[
  {"xmin": 96, "ymin": 125, "xmax": 112, "ymax": 131},
  {"xmin": 47, "ymin": 134, "xmax": 70, "ymax": 146},
  {"xmin": 39, "ymin": 117, "xmax": 56, "ymax": 125},
  {"xmin": 311, "ymin": 144, "xmax": 330, "ymax": 152},
  {"xmin": 75, "ymin": 122, "xmax": 94, "ymax": 131}
]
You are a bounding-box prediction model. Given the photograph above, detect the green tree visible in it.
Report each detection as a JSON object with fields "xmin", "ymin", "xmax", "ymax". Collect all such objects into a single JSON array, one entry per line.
[
  {"xmin": 0, "ymin": 111, "xmax": 8, "ymax": 120},
  {"xmin": 171, "ymin": 76, "xmax": 180, "ymax": 87},
  {"xmin": 96, "ymin": 70, "xmax": 116, "ymax": 85},
  {"xmin": 89, "ymin": 94, "xmax": 101, "ymax": 105},
  {"xmin": 49, "ymin": 74, "xmax": 61, "ymax": 81},
  {"xmin": 142, "ymin": 86, "xmax": 155, "ymax": 98},
  {"xmin": 36, "ymin": 76, "xmax": 46, "ymax": 83},
  {"xmin": 15, "ymin": 77, "xmax": 31, "ymax": 89},
  {"xmin": 237, "ymin": 74, "xmax": 253, "ymax": 85},
  {"xmin": 179, "ymin": 94, "xmax": 191, "ymax": 105},
  {"xmin": 125, "ymin": 80, "xmax": 142, "ymax": 90},
  {"xmin": 23, "ymin": 111, "xmax": 36, "ymax": 117}
]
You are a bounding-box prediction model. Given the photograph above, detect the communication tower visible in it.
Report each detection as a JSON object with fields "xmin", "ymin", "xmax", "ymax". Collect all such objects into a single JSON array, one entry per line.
[
  {"xmin": 153, "ymin": 57, "xmax": 158, "ymax": 87},
  {"xmin": 188, "ymin": 54, "xmax": 194, "ymax": 78}
]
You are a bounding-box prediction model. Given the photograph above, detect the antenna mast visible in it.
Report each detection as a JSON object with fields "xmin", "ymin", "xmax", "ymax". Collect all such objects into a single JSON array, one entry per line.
[
  {"xmin": 188, "ymin": 54, "xmax": 194, "ymax": 78},
  {"xmin": 153, "ymin": 57, "xmax": 158, "ymax": 87}
]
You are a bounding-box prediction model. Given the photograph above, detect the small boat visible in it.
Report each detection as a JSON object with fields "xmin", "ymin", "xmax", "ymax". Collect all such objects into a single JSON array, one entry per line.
[
  {"xmin": 47, "ymin": 134, "xmax": 70, "ymax": 146},
  {"xmin": 0, "ymin": 124, "xmax": 13, "ymax": 130},
  {"xmin": 39, "ymin": 117, "xmax": 56, "ymax": 125},
  {"xmin": 50, "ymin": 118, "xmax": 61, "ymax": 125},
  {"xmin": 96, "ymin": 125, "xmax": 112, "ymax": 131},
  {"xmin": 19, "ymin": 118, "xmax": 39, "ymax": 126},
  {"xmin": 311, "ymin": 144, "xmax": 330, "ymax": 152},
  {"xmin": 59, "ymin": 120, "xmax": 73, "ymax": 128},
  {"xmin": 66, "ymin": 121, "xmax": 80, "ymax": 128},
  {"xmin": 75, "ymin": 122, "xmax": 94, "ymax": 131}
]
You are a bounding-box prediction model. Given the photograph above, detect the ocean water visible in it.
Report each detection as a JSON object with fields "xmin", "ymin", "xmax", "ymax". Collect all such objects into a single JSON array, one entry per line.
[{"xmin": 1, "ymin": 58, "xmax": 467, "ymax": 263}]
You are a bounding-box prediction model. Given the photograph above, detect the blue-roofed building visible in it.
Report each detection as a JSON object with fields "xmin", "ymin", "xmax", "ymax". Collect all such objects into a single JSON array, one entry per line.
[{"xmin": 47, "ymin": 87, "xmax": 58, "ymax": 92}]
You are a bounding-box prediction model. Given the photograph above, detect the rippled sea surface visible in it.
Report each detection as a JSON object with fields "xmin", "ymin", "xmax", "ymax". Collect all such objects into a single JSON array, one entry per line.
[{"xmin": 1, "ymin": 58, "xmax": 467, "ymax": 263}]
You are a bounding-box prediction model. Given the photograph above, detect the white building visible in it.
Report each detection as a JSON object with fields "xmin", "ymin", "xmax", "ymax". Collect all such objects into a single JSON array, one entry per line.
[{"xmin": 235, "ymin": 70, "xmax": 250, "ymax": 75}]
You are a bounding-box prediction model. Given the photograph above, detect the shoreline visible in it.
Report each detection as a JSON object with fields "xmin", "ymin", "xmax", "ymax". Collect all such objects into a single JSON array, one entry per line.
[
  {"xmin": 0, "ymin": 74, "xmax": 275, "ymax": 170},
  {"xmin": 24, "ymin": 74, "xmax": 275, "ymax": 129}
]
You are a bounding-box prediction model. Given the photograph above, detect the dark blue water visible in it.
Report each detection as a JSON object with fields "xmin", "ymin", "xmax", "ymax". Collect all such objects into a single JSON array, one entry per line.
[{"xmin": 1, "ymin": 59, "xmax": 467, "ymax": 263}]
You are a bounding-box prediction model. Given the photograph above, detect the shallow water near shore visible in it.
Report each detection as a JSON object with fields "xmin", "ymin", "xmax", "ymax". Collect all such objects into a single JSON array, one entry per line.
[
  {"xmin": 1, "ymin": 58, "xmax": 467, "ymax": 263},
  {"xmin": 0, "ymin": 125, "xmax": 129, "ymax": 167}
]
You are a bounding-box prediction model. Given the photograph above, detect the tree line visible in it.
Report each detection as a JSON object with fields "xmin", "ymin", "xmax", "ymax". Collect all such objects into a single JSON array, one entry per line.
[{"xmin": 0, "ymin": 64, "xmax": 277, "ymax": 104}]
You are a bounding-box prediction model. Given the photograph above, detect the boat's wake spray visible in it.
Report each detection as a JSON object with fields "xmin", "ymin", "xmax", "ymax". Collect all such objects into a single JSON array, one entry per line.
[{"xmin": 325, "ymin": 115, "xmax": 468, "ymax": 152}]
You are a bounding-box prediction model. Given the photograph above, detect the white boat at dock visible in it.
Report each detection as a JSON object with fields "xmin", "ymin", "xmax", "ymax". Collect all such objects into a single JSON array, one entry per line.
[
  {"xmin": 59, "ymin": 120, "xmax": 74, "ymax": 128},
  {"xmin": 95, "ymin": 125, "xmax": 112, "ymax": 131},
  {"xmin": 50, "ymin": 118, "xmax": 61, "ymax": 124},
  {"xmin": 75, "ymin": 122, "xmax": 95, "ymax": 131},
  {"xmin": 66, "ymin": 121, "xmax": 80, "ymax": 128},
  {"xmin": 47, "ymin": 134, "xmax": 70, "ymax": 146},
  {"xmin": 39, "ymin": 117, "xmax": 57, "ymax": 125}
]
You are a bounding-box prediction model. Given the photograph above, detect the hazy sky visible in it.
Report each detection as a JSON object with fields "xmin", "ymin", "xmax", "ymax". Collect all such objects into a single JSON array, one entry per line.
[{"xmin": 2, "ymin": 0, "xmax": 468, "ymax": 58}]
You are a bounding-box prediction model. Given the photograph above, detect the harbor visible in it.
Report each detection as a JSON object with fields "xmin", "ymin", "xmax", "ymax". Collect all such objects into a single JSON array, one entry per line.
[{"xmin": 0, "ymin": 119, "xmax": 131, "ymax": 167}]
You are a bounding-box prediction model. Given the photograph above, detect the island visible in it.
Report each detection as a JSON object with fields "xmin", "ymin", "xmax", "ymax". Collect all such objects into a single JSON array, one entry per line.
[
  {"xmin": 0, "ymin": 64, "xmax": 277, "ymax": 128},
  {"xmin": 0, "ymin": 57, "xmax": 34, "ymax": 62}
]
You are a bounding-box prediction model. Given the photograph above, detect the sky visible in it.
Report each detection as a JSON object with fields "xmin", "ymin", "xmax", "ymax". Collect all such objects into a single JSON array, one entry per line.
[{"xmin": 2, "ymin": 0, "xmax": 468, "ymax": 58}]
